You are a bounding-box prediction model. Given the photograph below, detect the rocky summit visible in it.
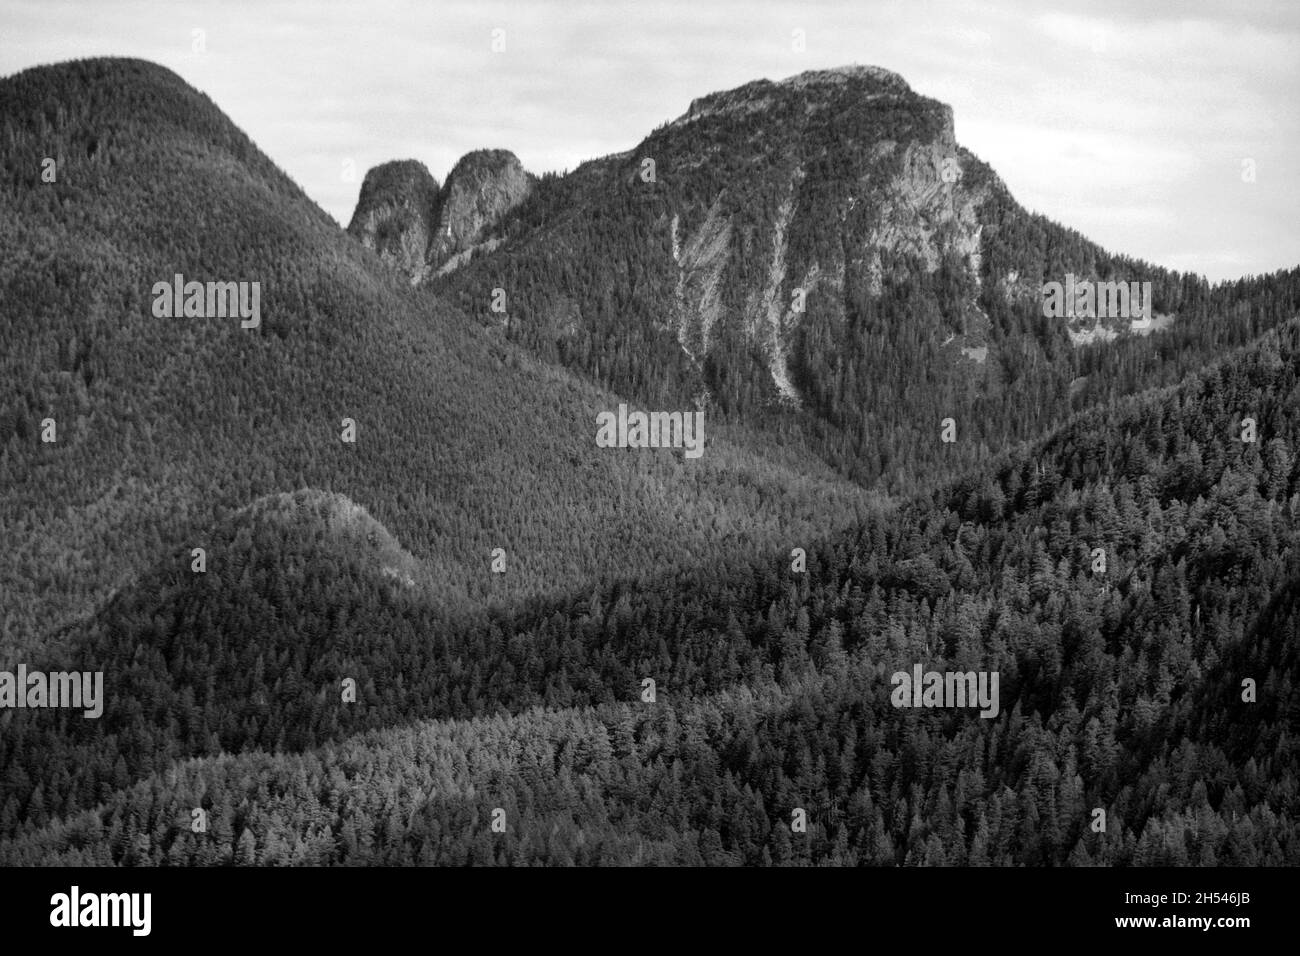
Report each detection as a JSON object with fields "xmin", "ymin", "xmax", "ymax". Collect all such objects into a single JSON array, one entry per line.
[
  {"xmin": 346, "ymin": 159, "xmax": 442, "ymax": 279},
  {"xmin": 395, "ymin": 66, "xmax": 1183, "ymax": 489},
  {"xmin": 349, "ymin": 150, "xmax": 533, "ymax": 283}
]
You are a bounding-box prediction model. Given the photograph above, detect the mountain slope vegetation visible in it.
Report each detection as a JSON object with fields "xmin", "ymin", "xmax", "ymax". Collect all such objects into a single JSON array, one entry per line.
[
  {"xmin": 419, "ymin": 67, "xmax": 1300, "ymax": 487},
  {"xmin": 0, "ymin": 58, "xmax": 875, "ymax": 651},
  {"xmin": 4, "ymin": 314, "xmax": 1298, "ymax": 864},
  {"xmin": 1, "ymin": 57, "xmax": 1296, "ymax": 868}
]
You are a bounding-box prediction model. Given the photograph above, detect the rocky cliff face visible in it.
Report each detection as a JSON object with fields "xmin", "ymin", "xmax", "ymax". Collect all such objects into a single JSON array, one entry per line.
[
  {"xmin": 428, "ymin": 149, "xmax": 534, "ymax": 273},
  {"xmin": 386, "ymin": 66, "xmax": 1168, "ymax": 428},
  {"xmin": 653, "ymin": 65, "xmax": 999, "ymax": 402},
  {"xmin": 348, "ymin": 150, "xmax": 533, "ymax": 282},
  {"xmin": 346, "ymin": 160, "xmax": 441, "ymax": 281}
]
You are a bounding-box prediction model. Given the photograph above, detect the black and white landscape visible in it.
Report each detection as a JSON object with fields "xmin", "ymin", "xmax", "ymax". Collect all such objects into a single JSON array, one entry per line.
[{"xmin": 1, "ymin": 1, "xmax": 1298, "ymax": 874}]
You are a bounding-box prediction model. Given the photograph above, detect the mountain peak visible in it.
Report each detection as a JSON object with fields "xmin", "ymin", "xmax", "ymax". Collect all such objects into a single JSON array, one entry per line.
[
  {"xmin": 0, "ymin": 56, "xmax": 282, "ymax": 188},
  {"xmin": 778, "ymin": 63, "xmax": 912, "ymax": 92},
  {"xmin": 348, "ymin": 150, "xmax": 533, "ymax": 281},
  {"xmin": 670, "ymin": 64, "xmax": 931, "ymax": 136},
  {"xmin": 430, "ymin": 148, "xmax": 534, "ymax": 270},
  {"xmin": 346, "ymin": 159, "xmax": 441, "ymax": 278}
]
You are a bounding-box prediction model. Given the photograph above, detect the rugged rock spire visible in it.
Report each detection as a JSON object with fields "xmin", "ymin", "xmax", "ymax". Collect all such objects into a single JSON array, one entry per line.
[
  {"xmin": 346, "ymin": 159, "xmax": 441, "ymax": 280},
  {"xmin": 348, "ymin": 150, "xmax": 533, "ymax": 281}
]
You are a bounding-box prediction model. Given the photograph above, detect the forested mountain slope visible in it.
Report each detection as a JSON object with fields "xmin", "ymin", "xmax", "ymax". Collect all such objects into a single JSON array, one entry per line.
[
  {"xmin": 0, "ymin": 58, "xmax": 876, "ymax": 650},
  {"xmin": 400, "ymin": 67, "xmax": 1300, "ymax": 487},
  {"xmin": 5, "ymin": 310, "xmax": 1298, "ymax": 864}
]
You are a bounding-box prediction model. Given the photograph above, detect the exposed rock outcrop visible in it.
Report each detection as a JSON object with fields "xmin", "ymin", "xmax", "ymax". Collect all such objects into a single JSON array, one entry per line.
[
  {"xmin": 425, "ymin": 65, "xmax": 1172, "ymax": 416},
  {"xmin": 348, "ymin": 150, "xmax": 533, "ymax": 282},
  {"xmin": 661, "ymin": 65, "xmax": 994, "ymax": 401},
  {"xmin": 429, "ymin": 149, "xmax": 534, "ymax": 268},
  {"xmin": 346, "ymin": 160, "xmax": 441, "ymax": 281}
]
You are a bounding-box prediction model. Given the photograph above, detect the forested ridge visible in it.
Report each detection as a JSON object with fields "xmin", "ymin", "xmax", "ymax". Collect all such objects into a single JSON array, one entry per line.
[
  {"xmin": 0, "ymin": 58, "xmax": 876, "ymax": 651},
  {"xmin": 1, "ymin": 58, "xmax": 1297, "ymax": 867},
  {"xmin": 4, "ymin": 315, "xmax": 1299, "ymax": 864},
  {"xmin": 434, "ymin": 68, "xmax": 1300, "ymax": 489}
]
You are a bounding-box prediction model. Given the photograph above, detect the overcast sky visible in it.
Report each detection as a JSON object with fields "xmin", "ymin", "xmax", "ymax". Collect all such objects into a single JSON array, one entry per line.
[{"xmin": 3, "ymin": 0, "xmax": 1297, "ymax": 282}]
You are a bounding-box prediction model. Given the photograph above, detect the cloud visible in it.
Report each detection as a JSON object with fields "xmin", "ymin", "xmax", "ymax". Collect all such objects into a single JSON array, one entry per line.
[{"xmin": 1, "ymin": 0, "xmax": 1296, "ymax": 281}]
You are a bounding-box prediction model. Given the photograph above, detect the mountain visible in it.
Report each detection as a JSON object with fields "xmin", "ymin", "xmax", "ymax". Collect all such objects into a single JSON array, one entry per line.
[
  {"xmin": 346, "ymin": 159, "xmax": 442, "ymax": 277},
  {"xmin": 2, "ymin": 56, "xmax": 1298, "ymax": 868},
  {"xmin": 6, "ymin": 312, "xmax": 1300, "ymax": 864},
  {"xmin": 0, "ymin": 58, "xmax": 875, "ymax": 652},
  {"xmin": 426, "ymin": 149, "xmax": 533, "ymax": 275},
  {"xmin": 359, "ymin": 65, "xmax": 1298, "ymax": 488},
  {"xmin": 347, "ymin": 149, "xmax": 533, "ymax": 283}
]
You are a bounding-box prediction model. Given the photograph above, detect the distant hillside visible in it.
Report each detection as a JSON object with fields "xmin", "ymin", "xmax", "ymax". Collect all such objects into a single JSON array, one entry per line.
[
  {"xmin": 5, "ymin": 315, "xmax": 1300, "ymax": 863},
  {"xmin": 343, "ymin": 65, "xmax": 1300, "ymax": 488},
  {"xmin": 0, "ymin": 58, "xmax": 875, "ymax": 650}
]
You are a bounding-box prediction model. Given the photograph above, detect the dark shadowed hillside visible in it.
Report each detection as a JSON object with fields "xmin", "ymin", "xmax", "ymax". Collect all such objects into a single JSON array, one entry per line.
[{"xmin": 4, "ymin": 313, "xmax": 1299, "ymax": 864}]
